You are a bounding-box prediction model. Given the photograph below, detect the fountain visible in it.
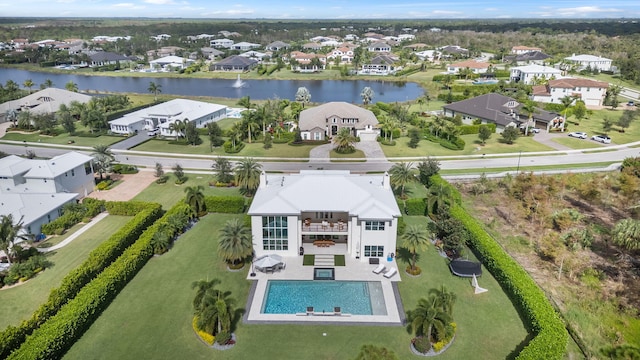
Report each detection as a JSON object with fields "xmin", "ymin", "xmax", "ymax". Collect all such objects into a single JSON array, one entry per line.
[{"xmin": 232, "ymin": 74, "xmax": 245, "ymax": 88}]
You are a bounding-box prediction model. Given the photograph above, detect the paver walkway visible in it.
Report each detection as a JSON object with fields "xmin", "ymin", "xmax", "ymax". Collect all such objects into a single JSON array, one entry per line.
[
  {"xmin": 309, "ymin": 133, "xmax": 389, "ymax": 164},
  {"xmin": 87, "ymin": 169, "xmax": 157, "ymax": 201},
  {"xmin": 37, "ymin": 212, "xmax": 109, "ymax": 253}
]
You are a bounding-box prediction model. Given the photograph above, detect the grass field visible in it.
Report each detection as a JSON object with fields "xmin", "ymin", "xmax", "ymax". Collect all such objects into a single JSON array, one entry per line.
[
  {"xmin": 131, "ymin": 138, "xmax": 316, "ymax": 158},
  {"xmin": 1, "ymin": 130, "xmax": 124, "ymax": 148},
  {"xmin": 0, "ymin": 215, "xmax": 131, "ymax": 329},
  {"xmin": 63, "ymin": 213, "xmax": 528, "ymax": 360}
]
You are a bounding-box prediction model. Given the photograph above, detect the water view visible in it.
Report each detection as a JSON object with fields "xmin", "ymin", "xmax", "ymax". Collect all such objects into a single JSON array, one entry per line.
[{"xmin": 0, "ymin": 68, "xmax": 424, "ymax": 103}]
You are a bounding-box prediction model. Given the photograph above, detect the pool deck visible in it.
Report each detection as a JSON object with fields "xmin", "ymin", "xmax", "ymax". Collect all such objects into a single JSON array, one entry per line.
[{"xmin": 243, "ymin": 255, "xmax": 405, "ymax": 325}]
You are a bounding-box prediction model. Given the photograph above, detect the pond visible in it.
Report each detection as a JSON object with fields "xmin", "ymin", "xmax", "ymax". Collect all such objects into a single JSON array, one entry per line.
[{"xmin": 0, "ymin": 68, "xmax": 424, "ymax": 103}]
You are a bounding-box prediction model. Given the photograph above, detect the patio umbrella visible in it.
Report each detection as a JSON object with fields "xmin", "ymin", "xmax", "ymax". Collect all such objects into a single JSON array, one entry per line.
[
  {"xmin": 269, "ymin": 254, "xmax": 283, "ymax": 262},
  {"xmin": 254, "ymin": 256, "xmax": 282, "ymax": 270}
]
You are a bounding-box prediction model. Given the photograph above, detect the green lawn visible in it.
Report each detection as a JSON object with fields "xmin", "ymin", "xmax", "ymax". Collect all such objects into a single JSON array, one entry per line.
[
  {"xmin": 1, "ymin": 130, "xmax": 124, "ymax": 148},
  {"xmin": 64, "ymin": 214, "xmax": 528, "ymax": 360},
  {"xmin": 552, "ymin": 136, "xmax": 605, "ymax": 149},
  {"xmin": 0, "ymin": 215, "xmax": 131, "ymax": 329},
  {"xmin": 131, "ymin": 138, "xmax": 315, "ymax": 158},
  {"xmin": 132, "ymin": 174, "xmax": 243, "ymax": 209}
]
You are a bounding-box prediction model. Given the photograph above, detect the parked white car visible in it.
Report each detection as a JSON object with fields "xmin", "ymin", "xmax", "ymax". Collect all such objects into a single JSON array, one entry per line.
[
  {"xmin": 568, "ymin": 132, "xmax": 588, "ymax": 139},
  {"xmin": 591, "ymin": 135, "xmax": 611, "ymax": 144}
]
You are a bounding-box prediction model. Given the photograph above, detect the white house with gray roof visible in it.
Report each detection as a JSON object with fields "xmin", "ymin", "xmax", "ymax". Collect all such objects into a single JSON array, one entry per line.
[
  {"xmin": 0, "ymin": 151, "xmax": 94, "ymax": 238},
  {"xmin": 248, "ymin": 170, "xmax": 401, "ymax": 262},
  {"xmin": 510, "ymin": 64, "xmax": 563, "ymax": 85},
  {"xmin": 108, "ymin": 99, "xmax": 227, "ymax": 136},
  {"xmin": 564, "ymin": 54, "xmax": 613, "ymax": 72},
  {"xmin": 0, "ymin": 88, "xmax": 91, "ymax": 121},
  {"xmin": 298, "ymin": 102, "xmax": 379, "ymax": 140}
]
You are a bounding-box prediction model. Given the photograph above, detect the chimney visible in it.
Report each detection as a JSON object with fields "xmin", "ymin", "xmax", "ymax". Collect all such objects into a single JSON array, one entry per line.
[
  {"xmin": 259, "ymin": 171, "xmax": 267, "ymax": 188},
  {"xmin": 382, "ymin": 172, "xmax": 390, "ymax": 189}
]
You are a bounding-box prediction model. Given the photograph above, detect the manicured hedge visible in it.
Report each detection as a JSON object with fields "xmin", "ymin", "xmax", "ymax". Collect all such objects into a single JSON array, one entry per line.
[
  {"xmin": 40, "ymin": 199, "xmax": 106, "ymax": 235},
  {"xmin": 204, "ymin": 195, "xmax": 245, "ymax": 213},
  {"xmin": 459, "ymin": 123, "xmax": 497, "ymax": 135},
  {"xmin": 105, "ymin": 201, "xmax": 156, "ymax": 216},
  {"xmin": 430, "ymin": 174, "xmax": 462, "ymax": 206},
  {"xmin": 0, "ymin": 202, "xmax": 161, "ymax": 359},
  {"xmin": 450, "ymin": 204, "xmax": 568, "ymax": 359},
  {"xmin": 7, "ymin": 203, "xmax": 192, "ymax": 360},
  {"xmin": 405, "ymin": 198, "xmax": 427, "ymax": 216}
]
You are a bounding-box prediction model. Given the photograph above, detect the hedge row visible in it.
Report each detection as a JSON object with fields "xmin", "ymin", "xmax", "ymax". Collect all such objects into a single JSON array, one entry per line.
[
  {"xmin": 7, "ymin": 202, "xmax": 193, "ymax": 360},
  {"xmin": 0, "ymin": 202, "xmax": 162, "ymax": 359},
  {"xmin": 404, "ymin": 198, "xmax": 427, "ymax": 216},
  {"xmin": 41, "ymin": 199, "xmax": 106, "ymax": 235},
  {"xmin": 106, "ymin": 102, "xmax": 161, "ymax": 121},
  {"xmin": 459, "ymin": 123, "xmax": 497, "ymax": 135},
  {"xmin": 430, "ymin": 174, "xmax": 462, "ymax": 206},
  {"xmin": 424, "ymin": 133, "xmax": 465, "ymax": 151},
  {"xmin": 450, "ymin": 204, "xmax": 568, "ymax": 359},
  {"xmin": 204, "ymin": 195, "xmax": 245, "ymax": 213}
]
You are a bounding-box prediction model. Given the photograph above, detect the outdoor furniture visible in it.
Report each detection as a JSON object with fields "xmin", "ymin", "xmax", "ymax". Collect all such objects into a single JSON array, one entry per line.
[
  {"xmin": 334, "ymin": 307, "xmax": 341, "ymax": 315},
  {"xmin": 321, "ymin": 220, "xmax": 329, "ymax": 229},
  {"xmin": 372, "ymin": 264, "xmax": 386, "ymax": 274},
  {"xmin": 337, "ymin": 220, "xmax": 345, "ymax": 230},
  {"xmin": 313, "ymin": 240, "xmax": 335, "ymax": 247},
  {"xmin": 304, "ymin": 218, "xmax": 311, "ymax": 227},
  {"xmin": 306, "ymin": 306, "xmax": 314, "ymax": 315},
  {"xmin": 383, "ymin": 267, "xmax": 398, "ymax": 279}
]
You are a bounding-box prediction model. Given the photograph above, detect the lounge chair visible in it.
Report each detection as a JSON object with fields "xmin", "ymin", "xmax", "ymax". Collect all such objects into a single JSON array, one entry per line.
[
  {"xmin": 306, "ymin": 306, "xmax": 314, "ymax": 315},
  {"xmin": 334, "ymin": 307, "xmax": 341, "ymax": 315},
  {"xmin": 372, "ymin": 263, "xmax": 386, "ymax": 274},
  {"xmin": 383, "ymin": 267, "xmax": 398, "ymax": 279}
]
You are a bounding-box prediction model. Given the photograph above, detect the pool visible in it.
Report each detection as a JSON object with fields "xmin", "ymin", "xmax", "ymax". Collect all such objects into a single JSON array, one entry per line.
[
  {"xmin": 314, "ymin": 268, "xmax": 335, "ymax": 280},
  {"xmin": 261, "ymin": 280, "xmax": 387, "ymax": 315}
]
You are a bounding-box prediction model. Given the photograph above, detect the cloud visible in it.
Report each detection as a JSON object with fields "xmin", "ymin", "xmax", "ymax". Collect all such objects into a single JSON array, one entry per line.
[
  {"xmin": 432, "ymin": 10, "xmax": 463, "ymax": 15},
  {"xmin": 112, "ymin": 2, "xmax": 144, "ymax": 9},
  {"xmin": 556, "ymin": 6, "xmax": 622, "ymax": 14},
  {"xmin": 144, "ymin": 0, "xmax": 175, "ymax": 4}
]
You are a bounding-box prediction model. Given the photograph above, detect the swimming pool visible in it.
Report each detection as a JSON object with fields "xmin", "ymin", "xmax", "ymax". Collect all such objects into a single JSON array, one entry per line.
[{"xmin": 261, "ymin": 280, "xmax": 387, "ymax": 315}]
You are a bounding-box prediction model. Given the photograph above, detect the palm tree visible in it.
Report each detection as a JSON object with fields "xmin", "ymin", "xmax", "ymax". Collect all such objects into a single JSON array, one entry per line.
[
  {"xmin": 360, "ymin": 86, "xmax": 375, "ymax": 105},
  {"xmin": 242, "ymin": 113, "xmax": 259, "ymax": 144},
  {"xmin": 559, "ymin": 95, "xmax": 577, "ymax": 130},
  {"xmin": 65, "ymin": 81, "xmax": 78, "ymax": 92},
  {"xmin": 212, "ymin": 157, "xmax": 234, "ymax": 184},
  {"xmin": 389, "ymin": 162, "xmax": 415, "ymax": 198},
  {"xmin": 295, "ymin": 87, "xmax": 311, "ymax": 108},
  {"xmin": 519, "ymin": 100, "xmax": 538, "ymax": 136},
  {"xmin": 236, "ymin": 95, "xmax": 254, "ymax": 110},
  {"xmin": 333, "ymin": 127, "xmax": 356, "ymax": 153},
  {"xmin": 150, "ymin": 223, "xmax": 172, "ymax": 254},
  {"xmin": 402, "ymin": 225, "xmax": 430, "ymax": 273},
  {"xmin": 184, "ymin": 185, "xmax": 206, "ymax": 216},
  {"xmin": 148, "ymin": 81, "xmax": 162, "ymax": 101},
  {"xmin": 427, "ymin": 183, "xmax": 452, "ymax": 215},
  {"xmin": 218, "ymin": 218, "xmax": 253, "ymax": 266},
  {"xmin": 191, "ymin": 279, "xmax": 235, "ymax": 335},
  {"xmin": 234, "ymin": 158, "xmax": 262, "ymax": 196},
  {"xmin": 168, "ymin": 119, "xmax": 185, "ymax": 139},
  {"xmin": 92, "ymin": 144, "xmax": 115, "ymax": 181},
  {"xmin": 41, "ymin": 79, "xmax": 54, "ymax": 89},
  {"xmin": 407, "ymin": 296, "xmax": 453, "ymax": 345},
  {"xmin": 23, "ymin": 79, "xmax": 34, "ymax": 93},
  {"xmin": 429, "ymin": 285, "xmax": 457, "ymax": 316},
  {"xmin": 0, "ymin": 215, "xmax": 28, "ymax": 265}
]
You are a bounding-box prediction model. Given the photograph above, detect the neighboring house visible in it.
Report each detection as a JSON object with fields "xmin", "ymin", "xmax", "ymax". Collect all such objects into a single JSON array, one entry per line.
[
  {"xmin": 146, "ymin": 46, "xmax": 184, "ymax": 60},
  {"xmin": 149, "ymin": 55, "xmax": 194, "ymax": 70},
  {"xmin": 367, "ymin": 41, "xmax": 392, "ymax": 53},
  {"xmin": 438, "ymin": 45, "xmax": 469, "ymax": 58},
  {"xmin": 511, "ymin": 45, "xmax": 543, "ymax": 54},
  {"xmin": 210, "ymin": 38, "xmax": 234, "ymax": 48},
  {"xmin": 398, "ymin": 34, "xmax": 416, "ymax": 41},
  {"xmin": 302, "ymin": 42, "xmax": 323, "ymax": 51},
  {"xmin": 289, "ymin": 51, "xmax": 326, "ymax": 72},
  {"xmin": 239, "ymin": 50, "xmax": 269, "ymax": 60},
  {"xmin": 0, "ymin": 88, "xmax": 92, "ymax": 121},
  {"xmin": 503, "ymin": 51, "xmax": 551, "ymax": 66},
  {"xmin": 108, "ymin": 99, "xmax": 227, "ymax": 136},
  {"xmin": 0, "ymin": 151, "xmax": 95, "ymax": 237},
  {"xmin": 151, "ymin": 34, "xmax": 171, "ymax": 41},
  {"xmin": 200, "ymin": 47, "xmax": 225, "ymax": 60},
  {"xmin": 564, "ymin": 54, "xmax": 613, "ymax": 72},
  {"xmin": 510, "ymin": 64, "xmax": 562, "ymax": 85},
  {"xmin": 447, "ymin": 60, "xmax": 491, "ymax": 74},
  {"xmin": 210, "ymin": 55, "xmax": 259, "ymax": 71},
  {"xmin": 248, "ymin": 170, "xmax": 401, "ymax": 262},
  {"xmin": 360, "ymin": 55, "xmax": 398, "ymax": 75},
  {"xmin": 415, "ymin": 50, "xmax": 439, "ymax": 62},
  {"xmin": 532, "ymin": 78, "xmax": 609, "ymax": 108},
  {"xmin": 326, "ymin": 46, "xmax": 354, "ymax": 64},
  {"xmin": 442, "ymin": 93, "xmax": 564, "ymax": 132},
  {"xmin": 265, "ymin": 41, "xmax": 290, "ymax": 51},
  {"xmin": 298, "ymin": 102, "xmax": 379, "ymax": 140},
  {"xmin": 88, "ymin": 51, "xmax": 134, "ymax": 67},
  {"xmin": 229, "ymin": 42, "xmax": 261, "ymax": 51}
]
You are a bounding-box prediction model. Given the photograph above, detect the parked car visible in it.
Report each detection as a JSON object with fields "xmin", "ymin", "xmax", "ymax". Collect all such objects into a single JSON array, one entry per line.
[
  {"xmin": 628, "ymin": 101, "xmax": 635, "ymax": 107},
  {"xmin": 591, "ymin": 135, "xmax": 611, "ymax": 144},
  {"xmin": 530, "ymin": 128, "xmax": 541, "ymax": 133},
  {"xmin": 568, "ymin": 132, "xmax": 588, "ymax": 139},
  {"xmin": 147, "ymin": 128, "xmax": 159, "ymax": 136}
]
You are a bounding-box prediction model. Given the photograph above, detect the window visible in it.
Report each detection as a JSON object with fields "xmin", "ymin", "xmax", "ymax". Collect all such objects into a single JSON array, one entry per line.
[
  {"xmin": 313, "ymin": 132, "xmax": 321, "ymax": 140},
  {"xmin": 84, "ymin": 162, "xmax": 92, "ymax": 175},
  {"xmin": 365, "ymin": 221, "xmax": 385, "ymax": 231},
  {"xmin": 261, "ymin": 216, "xmax": 288, "ymax": 251},
  {"xmin": 71, "ymin": 169, "xmax": 75, "ymax": 177},
  {"xmin": 364, "ymin": 245, "xmax": 384, "ymax": 257}
]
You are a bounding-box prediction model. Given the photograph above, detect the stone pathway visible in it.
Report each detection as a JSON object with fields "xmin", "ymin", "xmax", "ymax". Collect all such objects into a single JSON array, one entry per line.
[{"xmin": 37, "ymin": 212, "xmax": 109, "ymax": 253}]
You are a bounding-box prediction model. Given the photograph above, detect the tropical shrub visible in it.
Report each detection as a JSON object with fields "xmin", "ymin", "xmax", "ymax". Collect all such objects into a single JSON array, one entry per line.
[
  {"xmin": 405, "ymin": 198, "xmax": 427, "ymax": 216},
  {"xmin": 192, "ymin": 317, "xmax": 214, "ymax": 345},
  {"xmin": 204, "ymin": 196, "xmax": 245, "ymax": 213}
]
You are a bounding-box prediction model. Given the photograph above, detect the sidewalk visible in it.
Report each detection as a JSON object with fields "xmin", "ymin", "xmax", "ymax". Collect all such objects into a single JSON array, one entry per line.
[{"xmin": 37, "ymin": 212, "xmax": 109, "ymax": 253}]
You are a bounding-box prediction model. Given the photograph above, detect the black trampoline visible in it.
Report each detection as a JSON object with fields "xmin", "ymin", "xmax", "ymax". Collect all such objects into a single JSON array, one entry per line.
[{"xmin": 449, "ymin": 259, "xmax": 482, "ymax": 277}]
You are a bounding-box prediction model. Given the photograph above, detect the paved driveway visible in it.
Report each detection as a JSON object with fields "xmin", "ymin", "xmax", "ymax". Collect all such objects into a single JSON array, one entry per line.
[
  {"xmin": 109, "ymin": 132, "xmax": 150, "ymax": 150},
  {"xmin": 87, "ymin": 170, "xmax": 157, "ymax": 201}
]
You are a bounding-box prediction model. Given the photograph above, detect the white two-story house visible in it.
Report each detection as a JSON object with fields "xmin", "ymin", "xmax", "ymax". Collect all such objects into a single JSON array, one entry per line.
[
  {"xmin": 564, "ymin": 54, "xmax": 613, "ymax": 72},
  {"xmin": 532, "ymin": 78, "xmax": 609, "ymax": 108},
  {"xmin": 0, "ymin": 151, "xmax": 95, "ymax": 237},
  {"xmin": 248, "ymin": 170, "xmax": 401, "ymax": 262},
  {"xmin": 510, "ymin": 64, "xmax": 563, "ymax": 85}
]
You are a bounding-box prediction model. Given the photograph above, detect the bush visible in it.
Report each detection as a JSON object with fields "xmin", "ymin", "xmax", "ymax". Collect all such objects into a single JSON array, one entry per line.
[
  {"xmin": 223, "ymin": 141, "xmax": 245, "ymax": 153},
  {"xmin": 112, "ymin": 164, "xmax": 138, "ymax": 174},
  {"xmin": 215, "ymin": 332, "xmax": 232, "ymax": 345},
  {"xmin": 204, "ymin": 196, "xmax": 245, "ymax": 213},
  {"xmin": 405, "ymin": 198, "xmax": 427, "ymax": 215},
  {"xmin": 95, "ymin": 181, "xmax": 111, "ymax": 191},
  {"xmin": 413, "ymin": 336, "xmax": 431, "ymax": 354}
]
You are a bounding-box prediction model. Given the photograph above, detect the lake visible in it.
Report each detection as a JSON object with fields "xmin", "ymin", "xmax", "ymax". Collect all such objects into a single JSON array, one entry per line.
[{"xmin": 0, "ymin": 68, "xmax": 424, "ymax": 103}]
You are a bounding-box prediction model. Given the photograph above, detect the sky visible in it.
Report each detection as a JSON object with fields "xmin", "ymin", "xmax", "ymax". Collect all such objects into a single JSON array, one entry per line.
[{"xmin": 2, "ymin": 0, "xmax": 639, "ymax": 19}]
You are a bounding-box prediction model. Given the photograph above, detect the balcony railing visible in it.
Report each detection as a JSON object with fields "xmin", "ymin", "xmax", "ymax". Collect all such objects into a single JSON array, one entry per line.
[{"xmin": 302, "ymin": 221, "xmax": 347, "ymax": 233}]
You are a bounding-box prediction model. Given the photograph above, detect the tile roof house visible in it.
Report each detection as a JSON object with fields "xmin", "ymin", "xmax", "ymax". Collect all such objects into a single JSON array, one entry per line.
[
  {"xmin": 443, "ymin": 93, "xmax": 563, "ymax": 132},
  {"xmin": 209, "ymin": 55, "xmax": 259, "ymax": 71},
  {"xmin": 564, "ymin": 54, "xmax": 613, "ymax": 72},
  {"xmin": 248, "ymin": 170, "xmax": 401, "ymax": 263},
  {"xmin": 532, "ymin": 78, "xmax": 609, "ymax": 108},
  {"xmin": 510, "ymin": 64, "xmax": 563, "ymax": 85},
  {"xmin": 511, "ymin": 45, "xmax": 543, "ymax": 54},
  {"xmin": 0, "ymin": 88, "xmax": 92, "ymax": 121},
  {"xmin": 367, "ymin": 41, "xmax": 392, "ymax": 53},
  {"xmin": 0, "ymin": 151, "xmax": 95, "ymax": 237},
  {"xmin": 109, "ymin": 99, "xmax": 227, "ymax": 136},
  {"xmin": 265, "ymin": 41, "xmax": 290, "ymax": 51},
  {"xmin": 298, "ymin": 102, "xmax": 379, "ymax": 140},
  {"xmin": 447, "ymin": 60, "xmax": 491, "ymax": 74}
]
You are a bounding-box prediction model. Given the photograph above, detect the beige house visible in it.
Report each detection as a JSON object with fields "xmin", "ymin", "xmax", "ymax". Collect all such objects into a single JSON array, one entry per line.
[{"xmin": 298, "ymin": 102, "xmax": 379, "ymax": 140}]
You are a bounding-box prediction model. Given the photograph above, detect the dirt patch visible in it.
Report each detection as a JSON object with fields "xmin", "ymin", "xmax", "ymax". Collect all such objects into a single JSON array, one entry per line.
[{"xmin": 87, "ymin": 170, "xmax": 156, "ymax": 202}]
